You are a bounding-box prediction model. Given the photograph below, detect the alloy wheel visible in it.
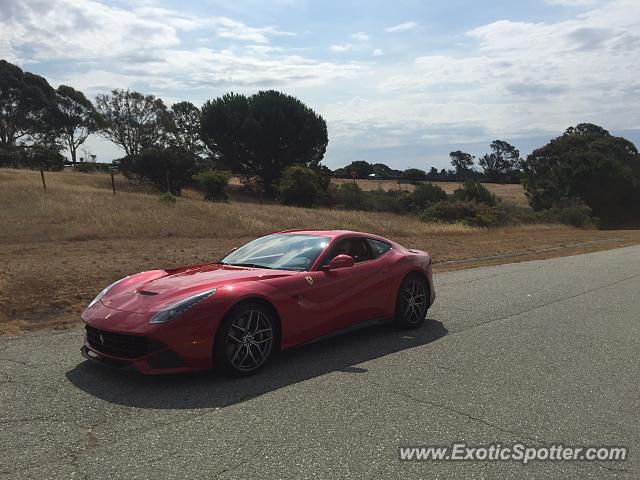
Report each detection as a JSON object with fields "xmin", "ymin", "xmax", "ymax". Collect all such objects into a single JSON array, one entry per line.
[
  {"xmin": 226, "ymin": 310, "xmax": 274, "ymax": 372},
  {"xmin": 402, "ymin": 279, "xmax": 427, "ymax": 324}
]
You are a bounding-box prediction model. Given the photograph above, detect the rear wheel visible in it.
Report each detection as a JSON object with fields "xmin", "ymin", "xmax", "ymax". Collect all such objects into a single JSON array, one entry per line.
[
  {"xmin": 394, "ymin": 273, "xmax": 428, "ymax": 328},
  {"xmin": 214, "ymin": 302, "xmax": 276, "ymax": 377}
]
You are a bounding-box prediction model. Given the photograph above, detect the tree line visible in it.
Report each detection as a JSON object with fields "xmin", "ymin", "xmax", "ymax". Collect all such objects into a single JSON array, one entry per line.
[
  {"xmin": 334, "ymin": 139, "xmax": 522, "ymax": 184},
  {"xmin": 1, "ymin": 59, "xmax": 639, "ymax": 225},
  {"xmin": 296, "ymin": 124, "xmax": 640, "ymax": 226}
]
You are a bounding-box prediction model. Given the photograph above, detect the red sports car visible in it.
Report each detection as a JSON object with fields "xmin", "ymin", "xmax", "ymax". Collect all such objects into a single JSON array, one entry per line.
[{"xmin": 81, "ymin": 230, "xmax": 436, "ymax": 376}]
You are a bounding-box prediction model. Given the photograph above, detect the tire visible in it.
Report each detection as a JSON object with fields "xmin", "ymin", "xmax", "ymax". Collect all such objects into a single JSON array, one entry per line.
[
  {"xmin": 214, "ymin": 301, "xmax": 276, "ymax": 377},
  {"xmin": 394, "ymin": 273, "xmax": 429, "ymax": 329}
]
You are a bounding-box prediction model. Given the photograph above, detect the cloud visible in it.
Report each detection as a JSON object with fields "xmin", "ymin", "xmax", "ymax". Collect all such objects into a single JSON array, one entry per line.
[
  {"xmin": 57, "ymin": 48, "xmax": 363, "ymax": 98},
  {"xmin": 0, "ymin": 0, "xmax": 296, "ymax": 62},
  {"xmin": 1, "ymin": 0, "xmax": 361, "ymax": 96},
  {"xmin": 0, "ymin": 0, "xmax": 180, "ymax": 61},
  {"xmin": 385, "ymin": 21, "xmax": 418, "ymax": 33},
  {"xmin": 567, "ymin": 26, "xmax": 615, "ymax": 50},
  {"xmin": 330, "ymin": 43, "xmax": 353, "ymax": 52},
  {"xmin": 505, "ymin": 82, "xmax": 568, "ymax": 96},
  {"xmin": 351, "ymin": 32, "xmax": 370, "ymax": 42},
  {"xmin": 372, "ymin": 48, "xmax": 384, "ymax": 56},
  {"xmin": 213, "ymin": 17, "xmax": 296, "ymax": 44},
  {"xmin": 326, "ymin": 0, "xmax": 640, "ymax": 158}
]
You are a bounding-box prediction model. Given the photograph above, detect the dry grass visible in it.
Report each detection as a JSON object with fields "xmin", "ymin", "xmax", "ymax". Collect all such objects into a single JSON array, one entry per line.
[
  {"xmin": 0, "ymin": 169, "xmax": 476, "ymax": 245},
  {"xmin": 2, "ymin": 168, "xmax": 640, "ymax": 335},
  {"xmin": 332, "ymin": 178, "xmax": 530, "ymax": 207}
]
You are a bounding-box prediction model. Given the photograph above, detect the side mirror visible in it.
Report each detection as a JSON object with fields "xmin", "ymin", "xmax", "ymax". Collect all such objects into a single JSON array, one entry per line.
[{"xmin": 322, "ymin": 254, "xmax": 355, "ymax": 270}]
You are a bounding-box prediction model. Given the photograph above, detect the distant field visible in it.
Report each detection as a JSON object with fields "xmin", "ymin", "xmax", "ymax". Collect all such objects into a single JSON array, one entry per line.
[
  {"xmin": 332, "ymin": 178, "xmax": 530, "ymax": 207},
  {"xmin": 2, "ymin": 168, "xmax": 640, "ymax": 334}
]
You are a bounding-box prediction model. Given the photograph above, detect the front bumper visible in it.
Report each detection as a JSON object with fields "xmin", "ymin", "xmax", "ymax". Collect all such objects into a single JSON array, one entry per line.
[
  {"xmin": 80, "ymin": 300, "xmax": 222, "ymax": 375},
  {"xmin": 81, "ymin": 328, "xmax": 196, "ymax": 375}
]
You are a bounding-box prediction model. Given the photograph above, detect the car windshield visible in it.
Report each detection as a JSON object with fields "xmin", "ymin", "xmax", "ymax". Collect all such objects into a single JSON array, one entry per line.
[{"xmin": 220, "ymin": 234, "xmax": 330, "ymax": 271}]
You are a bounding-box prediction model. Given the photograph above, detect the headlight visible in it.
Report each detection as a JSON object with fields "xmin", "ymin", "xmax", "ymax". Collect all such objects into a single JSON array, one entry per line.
[
  {"xmin": 149, "ymin": 289, "xmax": 216, "ymax": 324},
  {"xmin": 88, "ymin": 279, "xmax": 123, "ymax": 309}
]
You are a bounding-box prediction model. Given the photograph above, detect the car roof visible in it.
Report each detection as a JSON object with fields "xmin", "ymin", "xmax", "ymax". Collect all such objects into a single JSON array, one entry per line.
[{"xmin": 274, "ymin": 229, "xmax": 391, "ymax": 242}]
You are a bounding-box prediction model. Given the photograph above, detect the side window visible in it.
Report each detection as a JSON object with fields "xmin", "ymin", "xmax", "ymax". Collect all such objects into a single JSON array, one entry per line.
[
  {"xmin": 349, "ymin": 238, "xmax": 374, "ymax": 263},
  {"xmin": 367, "ymin": 239, "xmax": 392, "ymax": 259},
  {"xmin": 324, "ymin": 237, "xmax": 374, "ymax": 264}
]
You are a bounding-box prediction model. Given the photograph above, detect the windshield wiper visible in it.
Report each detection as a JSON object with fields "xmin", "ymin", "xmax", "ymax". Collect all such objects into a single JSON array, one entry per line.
[{"xmin": 225, "ymin": 262, "xmax": 274, "ymax": 269}]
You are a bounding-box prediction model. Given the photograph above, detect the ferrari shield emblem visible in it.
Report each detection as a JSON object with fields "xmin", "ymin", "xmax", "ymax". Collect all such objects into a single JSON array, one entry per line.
[{"xmin": 305, "ymin": 275, "xmax": 314, "ymax": 286}]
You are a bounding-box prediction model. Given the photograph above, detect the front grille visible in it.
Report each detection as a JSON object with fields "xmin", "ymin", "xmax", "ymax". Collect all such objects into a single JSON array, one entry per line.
[{"xmin": 85, "ymin": 326, "xmax": 165, "ymax": 359}]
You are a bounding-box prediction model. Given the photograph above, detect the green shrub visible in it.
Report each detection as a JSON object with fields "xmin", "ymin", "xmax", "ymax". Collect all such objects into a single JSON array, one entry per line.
[
  {"xmin": 192, "ymin": 169, "xmax": 231, "ymax": 202},
  {"xmin": 538, "ymin": 198, "xmax": 595, "ymax": 228},
  {"xmin": 158, "ymin": 192, "xmax": 177, "ymax": 205},
  {"xmin": 278, "ymin": 164, "xmax": 328, "ymax": 207},
  {"xmin": 362, "ymin": 188, "xmax": 413, "ymax": 214},
  {"xmin": 73, "ymin": 162, "xmax": 113, "ymax": 173},
  {"xmin": 73, "ymin": 162, "xmax": 98, "ymax": 173},
  {"xmin": 502, "ymin": 197, "xmax": 594, "ymax": 227},
  {"xmin": 331, "ymin": 184, "xmax": 415, "ymax": 213},
  {"xmin": 334, "ymin": 182, "xmax": 366, "ymax": 210},
  {"xmin": 420, "ymin": 200, "xmax": 509, "ymax": 227},
  {"xmin": 403, "ymin": 168, "xmax": 428, "ymax": 182},
  {"xmin": 0, "ymin": 145, "xmax": 64, "ymax": 171},
  {"xmin": 411, "ymin": 183, "xmax": 447, "ymax": 211},
  {"xmin": 120, "ymin": 147, "xmax": 197, "ymax": 195},
  {"xmin": 453, "ymin": 181, "xmax": 497, "ymax": 206}
]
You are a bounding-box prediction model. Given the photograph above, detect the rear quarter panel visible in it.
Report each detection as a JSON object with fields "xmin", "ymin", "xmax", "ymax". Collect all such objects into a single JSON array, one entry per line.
[{"xmin": 385, "ymin": 247, "xmax": 435, "ymax": 311}]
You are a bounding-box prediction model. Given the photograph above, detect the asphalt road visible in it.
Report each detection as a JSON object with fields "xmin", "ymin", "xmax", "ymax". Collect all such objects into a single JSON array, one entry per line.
[{"xmin": 1, "ymin": 246, "xmax": 639, "ymax": 479}]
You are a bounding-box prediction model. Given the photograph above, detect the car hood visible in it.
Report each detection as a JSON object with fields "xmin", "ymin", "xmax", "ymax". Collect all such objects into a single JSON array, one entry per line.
[{"xmin": 100, "ymin": 263, "xmax": 296, "ymax": 314}]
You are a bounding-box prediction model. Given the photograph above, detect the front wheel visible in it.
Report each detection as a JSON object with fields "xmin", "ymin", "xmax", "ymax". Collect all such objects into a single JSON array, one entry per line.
[
  {"xmin": 394, "ymin": 273, "xmax": 429, "ymax": 329},
  {"xmin": 214, "ymin": 302, "xmax": 276, "ymax": 377}
]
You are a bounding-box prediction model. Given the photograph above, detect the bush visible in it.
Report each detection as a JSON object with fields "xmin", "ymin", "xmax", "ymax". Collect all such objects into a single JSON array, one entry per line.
[
  {"xmin": 360, "ymin": 188, "xmax": 413, "ymax": 214},
  {"xmin": 334, "ymin": 182, "xmax": 366, "ymax": 210},
  {"xmin": 119, "ymin": 147, "xmax": 197, "ymax": 195},
  {"xmin": 278, "ymin": 164, "xmax": 329, "ymax": 207},
  {"xmin": 332, "ymin": 184, "xmax": 414, "ymax": 213},
  {"xmin": 0, "ymin": 146, "xmax": 64, "ymax": 171},
  {"xmin": 158, "ymin": 192, "xmax": 177, "ymax": 205},
  {"xmin": 420, "ymin": 200, "xmax": 510, "ymax": 228},
  {"xmin": 453, "ymin": 181, "xmax": 496, "ymax": 206},
  {"xmin": 73, "ymin": 162, "xmax": 98, "ymax": 173},
  {"xmin": 403, "ymin": 168, "xmax": 428, "ymax": 182},
  {"xmin": 192, "ymin": 169, "xmax": 231, "ymax": 202},
  {"xmin": 538, "ymin": 198, "xmax": 595, "ymax": 228},
  {"xmin": 411, "ymin": 183, "xmax": 447, "ymax": 211}
]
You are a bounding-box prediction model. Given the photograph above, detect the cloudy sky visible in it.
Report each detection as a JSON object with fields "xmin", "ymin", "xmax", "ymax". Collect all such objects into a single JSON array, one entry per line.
[{"xmin": 1, "ymin": 0, "xmax": 639, "ymax": 169}]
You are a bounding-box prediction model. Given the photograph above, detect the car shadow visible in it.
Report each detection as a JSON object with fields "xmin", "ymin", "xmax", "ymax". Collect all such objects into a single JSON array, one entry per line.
[{"xmin": 65, "ymin": 318, "xmax": 448, "ymax": 409}]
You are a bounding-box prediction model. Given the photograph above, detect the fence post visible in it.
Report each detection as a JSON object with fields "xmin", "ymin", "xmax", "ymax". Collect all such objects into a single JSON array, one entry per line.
[
  {"xmin": 110, "ymin": 169, "xmax": 116, "ymax": 195},
  {"xmin": 40, "ymin": 165, "xmax": 46, "ymax": 190}
]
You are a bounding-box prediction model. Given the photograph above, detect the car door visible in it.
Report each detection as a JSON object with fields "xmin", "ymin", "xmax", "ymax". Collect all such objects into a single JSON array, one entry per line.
[{"xmin": 295, "ymin": 237, "xmax": 385, "ymax": 340}]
